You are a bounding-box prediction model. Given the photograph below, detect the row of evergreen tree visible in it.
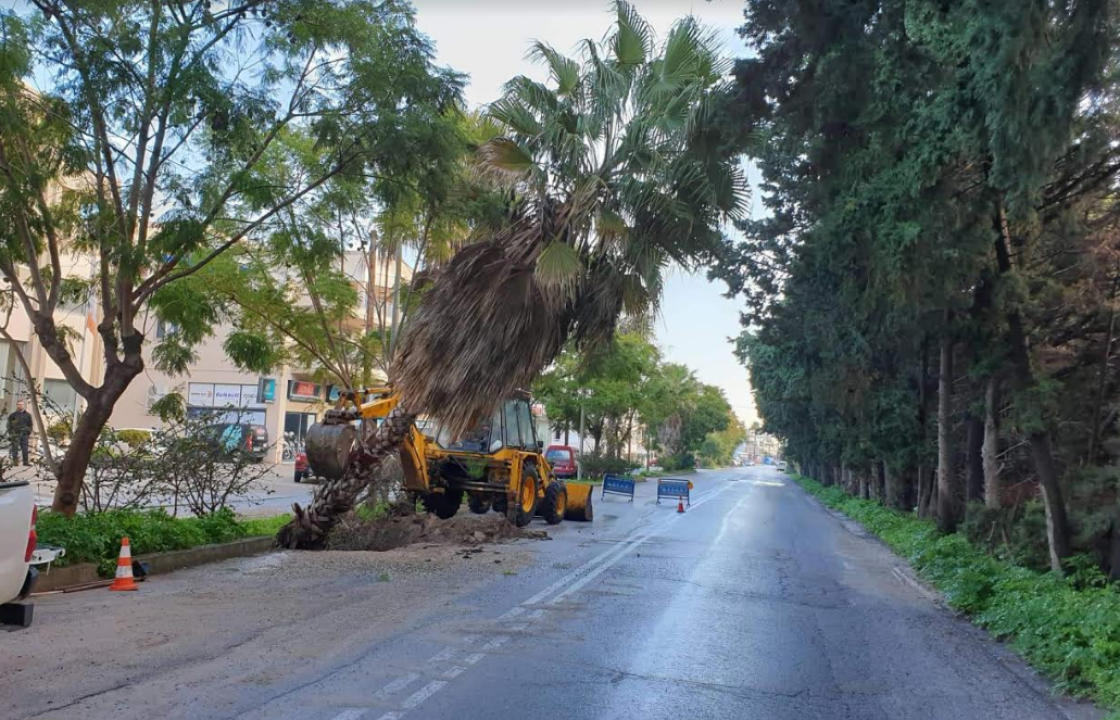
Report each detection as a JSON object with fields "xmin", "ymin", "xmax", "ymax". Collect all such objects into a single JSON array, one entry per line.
[{"xmin": 715, "ymin": 1, "xmax": 1120, "ymax": 574}]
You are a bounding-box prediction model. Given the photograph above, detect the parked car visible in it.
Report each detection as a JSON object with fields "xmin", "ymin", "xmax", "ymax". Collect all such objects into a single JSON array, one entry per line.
[
  {"xmin": 201, "ymin": 423, "xmax": 269, "ymax": 461},
  {"xmin": 0, "ymin": 479, "xmax": 37, "ymax": 627},
  {"xmin": 777, "ymin": 460, "xmax": 788, "ymax": 472},
  {"xmin": 545, "ymin": 444, "xmax": 579, "ymax": 478}
]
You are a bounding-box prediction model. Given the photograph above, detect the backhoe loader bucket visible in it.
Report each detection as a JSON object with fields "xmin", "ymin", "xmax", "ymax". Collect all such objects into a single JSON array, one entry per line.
[
  {"xmin": 563, "ymin": 482, "xmax": 594, "ymax": 521},
  {"xmin": 305, "ymin": 422, "xmax": 357, "ymax": 481}
]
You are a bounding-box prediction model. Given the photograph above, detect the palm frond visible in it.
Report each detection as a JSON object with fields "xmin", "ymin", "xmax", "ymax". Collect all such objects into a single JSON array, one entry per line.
[
  {"xmin": 475, "ymin": 137, "xmax": 536, "ymax": 181},
  {"xmin": 528, "ymin": 41, "xmax": 581, "ymax": 97},
  {"xmin": 611, "ymin": 0, "xmax": 653, "ymax": 68}
]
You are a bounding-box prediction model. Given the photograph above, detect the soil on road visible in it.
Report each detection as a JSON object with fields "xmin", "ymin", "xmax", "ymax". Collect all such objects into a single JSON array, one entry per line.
[{"xmin": 2, "ymin": 466, "xmax": 1102, "ymax": 720}]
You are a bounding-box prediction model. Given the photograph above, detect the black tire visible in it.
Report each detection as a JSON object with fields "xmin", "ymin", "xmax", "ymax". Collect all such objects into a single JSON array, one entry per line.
[
  {"xmin": 492, "ymin": 497, "xmax": 507, "ymax": 514},
  {"xmin": 293, "ymin": 470, "xmax": 303, "ymax": 483},
  {"xmin": 423, "ymin": 489, "xmax": 463, "ymax": 519},
  {"xmin": 467, "ymin": 494, "xmax": 492, "ymax": 514},
  {"xmin": 541, "ymin": 481, "xmax": 567, "ymax": 525},
  {"xmin": 506, "ymin": 465, "xmax": 540, "ymax": 528}
]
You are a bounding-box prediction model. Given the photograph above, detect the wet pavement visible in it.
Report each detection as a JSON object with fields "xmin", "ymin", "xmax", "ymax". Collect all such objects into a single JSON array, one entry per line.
[{"xmin": 4, "ymin": 465, "xmax": 1101, "ymax": 720}]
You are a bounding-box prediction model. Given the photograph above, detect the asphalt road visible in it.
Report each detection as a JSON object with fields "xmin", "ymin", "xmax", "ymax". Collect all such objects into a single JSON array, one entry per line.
[{"xmin": 4, "ymin": 465, "xmax": 1101, "ymax": 720}]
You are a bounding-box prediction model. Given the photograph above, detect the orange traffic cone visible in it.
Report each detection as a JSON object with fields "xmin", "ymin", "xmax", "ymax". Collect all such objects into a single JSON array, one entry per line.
[
  {"xmin": 677, "ymin": 497, "xmax": 685, "ymax": 514},
  {"xmin": 108, "ymin": 537, "xmax": 139, "ymax": 591}
]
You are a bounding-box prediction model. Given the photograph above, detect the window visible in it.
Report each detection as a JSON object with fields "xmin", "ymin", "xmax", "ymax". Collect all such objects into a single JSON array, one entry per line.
[
  {"xmin": 502, "ymin": 401, "xmax": 522, "ymax": 448},
  {"xmin": 553, "ymin": 429, "xmax": 561, "ymax": 441},
  {"xmin": 156, "ymin": 320, "xmax": 180, "ymax": 339},
  {"xmin": 515, "ymin": 401, "xmax": 535, "ymax": 448},
  {"xmin": 43, "ymin": 379, "xmax": 77, "ymax": 414}
]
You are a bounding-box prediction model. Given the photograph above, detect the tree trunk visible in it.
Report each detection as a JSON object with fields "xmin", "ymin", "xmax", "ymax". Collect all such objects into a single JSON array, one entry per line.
[
  {"xmin": 917, "ymin": 466, "xmax": 933, "ymax": 518},
  {"xmin": 936, "ymin": 332, "xmax": 960, "ymax": 532},
  {"xmin": 1109, "ymin": 511, "xmax": 1120, "ymax": 583},
  {"xmin": 278, "ymin": 405, "xmax": 417, "ymax": 549},
  {"xmin": 983, "ymin": 377, "xmax": 1001, "ymax": 509},
  {"xmin": 883, "ymin": 462, "xmax": 901, "ymax": 510},
  {"xmin": 858, "ymin": 470, "xmax": 869, "ymax": 499},
  {"xmin": 874, "ymin": 461, "xmax": 886, "ymax": 503},
  {"xmin": 51, "ymin": 364, "xmax": 140, "ymax": 515},
  {"xmin": 965, "ymin": 415, "xmax": 984, "ymax": 505},
  {"xmin": 994, "ymin": 211, "xmax": 1071, "ymax": 570}
]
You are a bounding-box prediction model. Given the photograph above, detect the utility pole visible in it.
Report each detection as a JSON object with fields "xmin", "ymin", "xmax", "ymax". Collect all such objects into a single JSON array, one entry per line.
[{"xmin": 576, "ymin": 399, "xmax": 585, "ymax": 482}]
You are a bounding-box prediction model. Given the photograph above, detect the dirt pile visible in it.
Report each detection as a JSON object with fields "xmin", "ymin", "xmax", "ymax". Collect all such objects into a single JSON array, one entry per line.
[{"xmin": 329, "ymin": 510, "xmax": 549, "ymax": 552}]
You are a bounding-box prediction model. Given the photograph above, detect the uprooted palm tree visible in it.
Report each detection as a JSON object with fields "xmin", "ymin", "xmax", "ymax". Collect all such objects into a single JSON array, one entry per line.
[{"xmin": 277, "ymin": 2, "xmax": 747, "ymax": 549}]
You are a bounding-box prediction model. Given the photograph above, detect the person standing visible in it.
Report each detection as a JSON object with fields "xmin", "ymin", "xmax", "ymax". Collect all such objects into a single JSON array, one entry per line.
[{"xmin": 7, "ymin": 399, "xmax": 32, "ymax": 465}]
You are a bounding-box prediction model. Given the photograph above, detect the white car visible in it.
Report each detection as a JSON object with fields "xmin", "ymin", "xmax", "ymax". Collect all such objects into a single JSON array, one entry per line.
[
  {"xmin": 777, "ymin": 460, "xmax": 788, "ymax": 472},
  {"xmin": 0, "ymin": 479, "xmax": 37, "ymax": 627}
]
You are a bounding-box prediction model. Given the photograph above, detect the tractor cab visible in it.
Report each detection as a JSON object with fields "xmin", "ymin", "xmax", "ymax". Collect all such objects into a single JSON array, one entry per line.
[{"xmin": 431, "ymin": 394, "xmax": 541, "ymax": 456}]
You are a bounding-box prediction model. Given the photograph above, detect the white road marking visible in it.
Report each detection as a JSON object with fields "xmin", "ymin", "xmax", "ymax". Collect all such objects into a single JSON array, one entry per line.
[
  {"xmin": 330, "ymin": 710, "xmax": 367, "ymax": 720},
  {"xmin": 373, "ymin": 672, "xmax": 420, "ymax": 699},
  {"xmin": 426, "ymin": 647, "xmax": 455, "ymax": 663},
  {"xmin": 357, "ymin": 480, "xmax": 739, "ymax": 720},
  {"xmin": 401, "ymin": 680, "xmax": 447, "ymax": 709}
]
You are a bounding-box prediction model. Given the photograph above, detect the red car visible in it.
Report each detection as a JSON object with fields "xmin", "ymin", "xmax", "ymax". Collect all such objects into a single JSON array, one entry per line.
[{"xmin": 545, "ymin": 445, "xmax": 578, "ymax": 479}]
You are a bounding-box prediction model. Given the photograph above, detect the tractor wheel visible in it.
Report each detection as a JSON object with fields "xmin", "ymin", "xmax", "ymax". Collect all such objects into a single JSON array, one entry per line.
[
  {"xmin": 422, "ymin": 489, "xmax": 462, "ymax": 519},
  {"xmin": 541, "ymin": 482, "xmax": 567, "ymax": 525},
  {"xmin": 467, "ymin": 494, "xmax": 492, "ymax": 514},
  {"xmin": 506, "ymin": 465, "xmax": 540, "ymax": 528}
]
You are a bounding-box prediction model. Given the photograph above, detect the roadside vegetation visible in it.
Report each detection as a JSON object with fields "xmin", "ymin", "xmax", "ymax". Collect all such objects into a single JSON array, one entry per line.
[
  {"xmin": 718, "ymin": 2, "xmax": 1120, "ymax": 578},
  {"xmin": 796, "ymin": 475, "xmax": 1120, "ymax": 713},
  {"xmin": 37, "ymin": 508, "xmax": 289, "ymax": 577},
  {"xmin": 534, "ymin": 333, "xmax": 745, "ymax": 475}
]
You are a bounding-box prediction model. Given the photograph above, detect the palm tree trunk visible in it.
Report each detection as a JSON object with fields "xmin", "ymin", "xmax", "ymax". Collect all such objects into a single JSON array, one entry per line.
[{"xmin": 277, "ymin": 405, "xmax": 417, "ymax": 549}]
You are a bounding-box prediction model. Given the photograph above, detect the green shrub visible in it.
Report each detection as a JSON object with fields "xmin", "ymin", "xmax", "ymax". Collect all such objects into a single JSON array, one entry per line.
[
  {"xmin": 660, "ymin": 452, "xmax": 695, "ymax": 471},
  {"xmin": 36, "ymin": 508, "xmax": 257, "ymax": 576},
  {"xmin": 114, "ymin": 428, "xmax": 152, "ymax": 448},
  {"xmin": 47, "ymin": 420, "xmax": 71, "ymax": 444},
  {"xmin": 794, "ymin": 475, "xmax": 1120, "ymax": 711},
  {"xmin": 578, "ymin": 452, "xmax": 632, "ymax": 478}
]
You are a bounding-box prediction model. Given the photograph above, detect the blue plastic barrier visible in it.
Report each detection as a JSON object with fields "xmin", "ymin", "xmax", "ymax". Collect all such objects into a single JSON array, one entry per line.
[
  {"xmin": 601, "ymin": 474, "xmax": 635, "ymax": 502},
  {"xmin": 656, "ymin": 478, "xmax": 691, "ymax": 506}
]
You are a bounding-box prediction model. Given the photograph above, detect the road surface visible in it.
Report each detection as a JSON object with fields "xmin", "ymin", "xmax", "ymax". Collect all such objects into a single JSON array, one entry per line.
[{"xmin": 3, "ymin": 466, "xmax": 1100, "ymax": 720}]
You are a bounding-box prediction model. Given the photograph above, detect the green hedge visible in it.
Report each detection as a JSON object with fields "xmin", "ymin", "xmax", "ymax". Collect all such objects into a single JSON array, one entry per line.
[
  {"xmin": 795, "ymin": 476, "xmax": 1120, "ymax": 713},
  {"xmin": 36, "ymin": 508, "xmax": 286, "ymax": 577}
]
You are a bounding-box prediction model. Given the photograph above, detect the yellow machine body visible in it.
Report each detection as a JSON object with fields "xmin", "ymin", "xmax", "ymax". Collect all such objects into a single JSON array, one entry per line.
[{"xmin": 307, "ymin": 387, "xmax": 592, "ymax": 525}]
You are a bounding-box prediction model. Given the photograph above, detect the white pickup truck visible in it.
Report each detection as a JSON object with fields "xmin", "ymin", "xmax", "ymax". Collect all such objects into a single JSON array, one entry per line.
[{"xmin": 0, "ymin": 479, "xmax": 38, "ymax": 627}]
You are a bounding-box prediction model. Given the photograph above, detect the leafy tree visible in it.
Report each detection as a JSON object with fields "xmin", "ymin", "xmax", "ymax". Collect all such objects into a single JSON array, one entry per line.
[
  {"xmin": 719, "ymin": 0, "xmax": 1119, "ymax": 571},
  {"xmin": 0, "ymin": 1, "xmax": 462, "ymax": 514}
]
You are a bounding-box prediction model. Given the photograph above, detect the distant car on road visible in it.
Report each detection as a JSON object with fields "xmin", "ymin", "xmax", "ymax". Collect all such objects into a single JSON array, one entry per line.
[
  {"xmin": 545, "ymin": 445, "xmax": 578, "ymax": 478},
  {"xmin": 777, "ymin": 460, "xmax": 788, "ymax": 472}
]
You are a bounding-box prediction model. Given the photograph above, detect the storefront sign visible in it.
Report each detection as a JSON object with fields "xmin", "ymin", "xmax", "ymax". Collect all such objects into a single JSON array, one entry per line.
[
  {"xmin": 288, "ymin": 380, "xmax": 322, "ymax": 402},
  {"xmin": 187, "ymin": 383, "xmax": 214, "ymax": 407},
  {"xmin": 213, "ymin": 384, "xmax": 242, "ymax": 407}
]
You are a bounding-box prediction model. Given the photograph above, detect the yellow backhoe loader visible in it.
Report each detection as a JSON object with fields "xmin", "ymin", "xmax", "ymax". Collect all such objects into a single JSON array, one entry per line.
[{"xmin": 304, "ymin": 387, "xmax": 593, "ymax": 527}]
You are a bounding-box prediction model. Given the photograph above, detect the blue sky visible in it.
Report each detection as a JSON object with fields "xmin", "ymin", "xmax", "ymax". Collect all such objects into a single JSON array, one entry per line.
[{"xmin": 412, "ymin": 0, "xmax": 759, "ymax": 425}]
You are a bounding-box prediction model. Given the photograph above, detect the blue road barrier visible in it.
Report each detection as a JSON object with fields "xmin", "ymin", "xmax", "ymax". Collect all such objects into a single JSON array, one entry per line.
[
  {"xmin": 601, "ymin": 474, "xmax": 635, "ymax": 502},
  {"xmin": 656, "ymin": 478, "xmax": 691, "ymax": 506}
]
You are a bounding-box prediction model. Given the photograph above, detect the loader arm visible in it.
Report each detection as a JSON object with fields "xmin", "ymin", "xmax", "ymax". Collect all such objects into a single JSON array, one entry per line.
[{"xmin": 304, "ymin": 387, "xmax": 428, "ymax": 490}]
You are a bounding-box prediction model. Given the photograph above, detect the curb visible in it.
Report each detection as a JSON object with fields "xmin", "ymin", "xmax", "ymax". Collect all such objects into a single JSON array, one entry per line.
[{"xmin": 33, "ymin": 535, "xmax": 275, "ymax": 593}]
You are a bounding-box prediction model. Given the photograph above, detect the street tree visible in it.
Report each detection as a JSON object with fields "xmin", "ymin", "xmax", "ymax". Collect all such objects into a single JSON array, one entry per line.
[{"xmin": 0, "ymin": 1, "xmax": 462, "ymax": 514}]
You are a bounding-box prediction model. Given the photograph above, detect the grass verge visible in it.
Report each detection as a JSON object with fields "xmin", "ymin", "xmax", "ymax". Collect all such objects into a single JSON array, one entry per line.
[
  {"xmin": 37, "ymin": 508, "xmax": 290, "ymax": 576},
  {"xmin": 793, "ymin": 475, "xmax": 1120, "ymax": 714}
]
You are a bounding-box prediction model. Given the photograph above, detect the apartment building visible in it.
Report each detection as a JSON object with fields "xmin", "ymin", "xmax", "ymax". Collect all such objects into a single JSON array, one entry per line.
[{"xmin": 1, "ymin": 247, "xmax": 411, "ymax": 464}]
